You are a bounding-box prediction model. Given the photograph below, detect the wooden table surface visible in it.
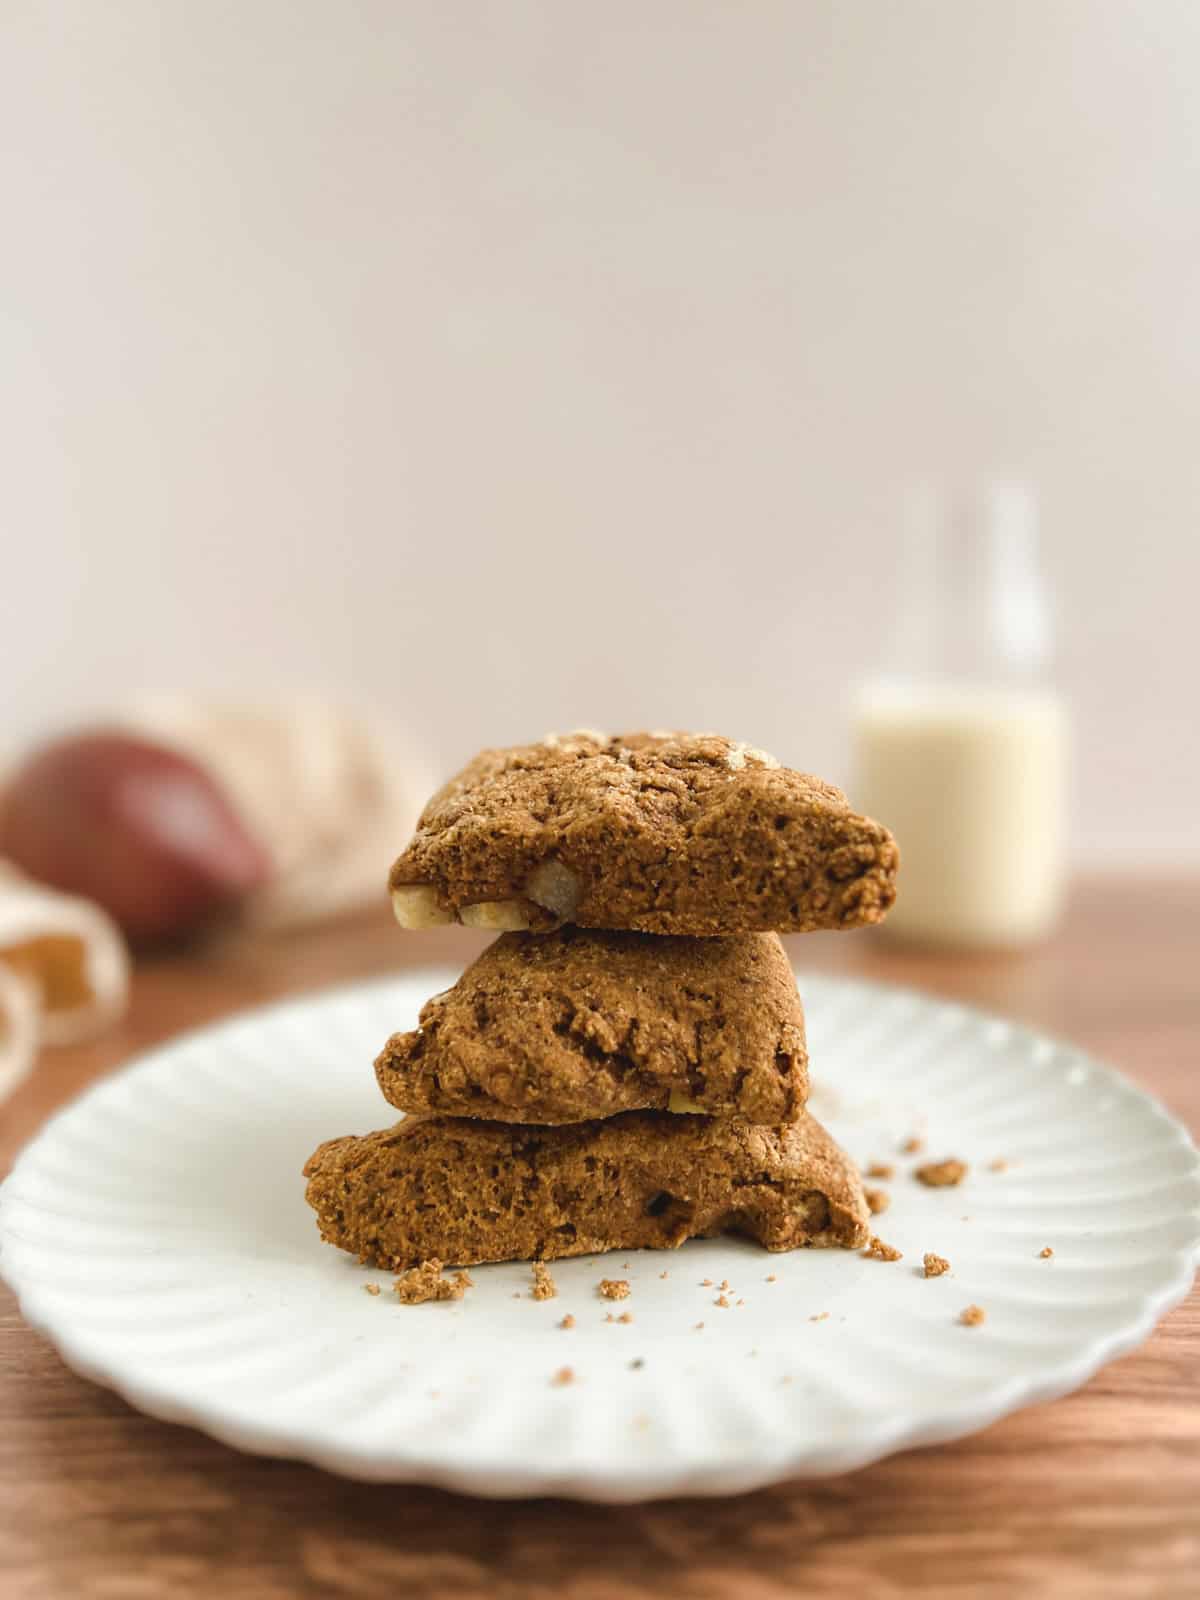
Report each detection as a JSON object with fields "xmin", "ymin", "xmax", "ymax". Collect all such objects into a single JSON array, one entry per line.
[{"xmin": 1, "ymin": 878, "xmax": 1197, "ymax": 1598}]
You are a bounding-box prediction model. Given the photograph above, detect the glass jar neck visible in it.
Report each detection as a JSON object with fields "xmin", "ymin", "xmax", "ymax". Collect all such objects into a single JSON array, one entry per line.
[{"xmin": 887, "ymin": 479, "xmax": 1053, "ymax": 688}]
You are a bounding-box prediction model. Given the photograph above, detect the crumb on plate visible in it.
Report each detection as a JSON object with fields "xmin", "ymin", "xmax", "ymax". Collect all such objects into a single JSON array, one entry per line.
[
  {"xmin": 865, "ymin": 1161, "xmax": 895, "ymax": 1180},
  {"xmin": 864, "ymin": 1235, "xmax": 903, "ymax": 1262},
  {"xmin": 915, "ymin": 1158, "xmax": 968, "ymax": 1188},
  {"xmin": 960, "ymin": 1304, "xmax": 986, "ymax": 1327},
  {"xmin": 865, "ymin": 1186, "xmax": 890, "ymax": 1215},
  {"xmin": 923, "ymin": 1252, "xmax": 950, "ymax": 1278},
  {"xmin": 393, "ymin": 1259, "xmax": 473, "ymax": 1304},
  {"xmin": 531, "ymin": 1261, "xmax": 557, "ymax": 1301},
  {"xmin": 599, "ymin": 1278, "xmax": 630, "ymax": 1300}
]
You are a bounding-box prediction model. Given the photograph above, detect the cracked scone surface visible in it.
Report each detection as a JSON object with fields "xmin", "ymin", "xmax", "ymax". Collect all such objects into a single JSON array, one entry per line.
[
  {"xmin": 375, "ymin": 928, "xmax": 808, "ymax": 1125},
  {"xmin": 388, "ymin": 731, "xmax": 898, "ymax": 936},
  {"xmin": 302, "ymin": 1109, "xmax": 870, "ymax": 1270}
]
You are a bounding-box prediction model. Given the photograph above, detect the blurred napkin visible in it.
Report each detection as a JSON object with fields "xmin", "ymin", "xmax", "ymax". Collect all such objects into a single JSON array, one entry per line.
[{"xmin": 122, "ymin": 699, "xmax": 434, "ymax": 930}]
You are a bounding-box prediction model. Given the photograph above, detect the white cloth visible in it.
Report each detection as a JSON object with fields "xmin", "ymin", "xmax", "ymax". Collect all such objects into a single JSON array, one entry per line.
[
  {"xmin": 0, "ymin": 961, "xmax": 38, "ymax": 1105},
  {"xmin": 0, "ymin": 864, "xmax": 131, "ymax": 1049}
]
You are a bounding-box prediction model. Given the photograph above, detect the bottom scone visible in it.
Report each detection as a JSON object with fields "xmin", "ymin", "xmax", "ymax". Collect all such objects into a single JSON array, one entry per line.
[{"xmin": 303, "ymin": 1109, "xmax": 870, "ymax": 1270}]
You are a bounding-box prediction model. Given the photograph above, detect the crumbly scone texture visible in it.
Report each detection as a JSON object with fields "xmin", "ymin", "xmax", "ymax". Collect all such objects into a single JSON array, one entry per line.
[
  {"xmin": 375, "ymin": 928, "xmax": 808, "ymax": 1125},
  {"xmin": 388, "ymin": 731, "xmax": 898, "ymax": 936},
  {"xmin": 303, "ymin": 1109, "xmax": 870, "ymax": 1270}
]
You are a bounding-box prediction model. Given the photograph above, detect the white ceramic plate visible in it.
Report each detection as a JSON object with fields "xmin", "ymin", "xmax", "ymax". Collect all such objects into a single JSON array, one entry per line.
[{"xmin": 2, "ymin": 972, "xmax": 1197, "ymax": 1501}]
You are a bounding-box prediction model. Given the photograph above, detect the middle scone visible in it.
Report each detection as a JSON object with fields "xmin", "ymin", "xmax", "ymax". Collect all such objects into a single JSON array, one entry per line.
[{"xmin": 375, "ymin": 927, "xmax": 808, "ymax": 1126}]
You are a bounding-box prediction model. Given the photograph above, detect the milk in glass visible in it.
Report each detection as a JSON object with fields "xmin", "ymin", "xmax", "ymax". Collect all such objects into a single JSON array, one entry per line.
[{"xmin": 852, "ymin": 482, "xmax": 1068, "ymax": 948}]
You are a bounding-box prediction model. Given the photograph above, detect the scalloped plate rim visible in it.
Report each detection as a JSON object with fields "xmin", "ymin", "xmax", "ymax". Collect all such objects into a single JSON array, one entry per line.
[
  {"xmin": 1, "ymin": 971, "xmax": 1197, "ymax": 1502},
  {"xmin": 3, "ymin": 1257, "xmax": 1196, "ymax": 1500}
]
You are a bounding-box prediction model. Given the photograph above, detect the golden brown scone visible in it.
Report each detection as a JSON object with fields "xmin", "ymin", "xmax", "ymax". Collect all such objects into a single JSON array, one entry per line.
[
  {"xmin": 375, "ymin": 928, "xmax": 808, "ymax": 1125},
  {"xmin": 303, "ymin": 1109, "xmax": 870, "ymax": 1270},
  {"xmin": 388, "ymin": 731, "xmax": 897, "ymax": 937}
]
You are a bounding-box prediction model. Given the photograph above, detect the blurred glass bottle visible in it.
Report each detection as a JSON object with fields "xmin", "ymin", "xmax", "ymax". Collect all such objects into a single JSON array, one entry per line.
[{"xmin": 852, "ymin": 480, "xmax": 1068, "ymax": 948}]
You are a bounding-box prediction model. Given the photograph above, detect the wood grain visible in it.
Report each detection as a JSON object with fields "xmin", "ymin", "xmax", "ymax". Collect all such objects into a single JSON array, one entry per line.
[{"xmin": 1, "ymin": 879, "xmax": 1197, "ymax": 1599}]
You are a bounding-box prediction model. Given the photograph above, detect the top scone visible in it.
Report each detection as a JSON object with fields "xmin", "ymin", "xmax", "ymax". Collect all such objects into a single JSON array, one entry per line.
[{"xmin": 390, "ymin": 731, "xmax": 898, "ymax": 937}]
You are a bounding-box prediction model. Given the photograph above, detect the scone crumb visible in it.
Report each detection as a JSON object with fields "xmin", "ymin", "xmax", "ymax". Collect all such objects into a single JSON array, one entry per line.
[
  {"xmin": 599, "ymin": 1279, "xmax": 631, "ymax": 1300},
  {"xmin": 865, "ymin": 1187, "xmax": 891, "ymax": 1215},
  {"xmin": 988, "ymin": 1158, "xmax": 1010, "ymax": 1172},
  {"xmin": 630, "ymin": 1358, "xmax": 645, "ymax": 1369},
  {"xmin": 617, "ymin": 1312, "xmax": 634, "ymax": 1324},
  {"xmin": 551, "ymin": 1366, "xmax": 576, "ymax": 1386},
  {"xmin": 363, "ymin": 1282, "xmax": 381, "ymax": 1296},
  {"xmin": 715, "ymin": 1294, "xmax": 732, "ymax": 1308},
  {"xmin": 719, "ymin": 1279, "xmax": 730, "ymax": 1291},
  {"xmin": 866, "ymin": 1162, "xmax": 895, "ymax": 1180},
  {"xmin": 960, "ymin": 1304, "xmax": 986, "ymax": 1327},
  {"xmin": 901, "ymin": 1135, "xmax": 925, "ymax": 1155},
  {"xmin": 765, "ymin": 1273, "xmax": 777, "ymax": 1283},
  {"xmin": 531, "ymin": 1261, "xmax": 557, "ymax": 1301},
  {"xmin": 694, "ymin": 1321, "xmax": 705, "ymax": 1330},
  {"xmin": 700, "ymin": 1278, "xmax": 713, "ymax": 1287},
  {"xmin": 736, "ymin": 1298, "xmax": 745, "ymax": 1307},
  {"xmin": 923, "ymin": 1252, "xmax": 951, "ymax": 1278},
  {"xmin": 393, "ymin": 1259, "xmax": 473, "ymax": 1304},
  {"xmin": 659, "ymin": 1271, "xmax": 669, "ymax": 1279},
  {"xmin": 864, "ymin": 1236, "xmax": 903, "ymax": 1262},
  {"xmin": 915, "ymin": 1158, "xmax": 968, "ymax": 1188},
  {"xmin": 559, "ymin": 1313, "xmax": 576, "ymax": 1329},
  {"xmin": 1039, "ymin": 1246, "xmax": 1054, "ymax": 1259},
  {"xmin": 809, "ymin": 1312, "xmax": 830, "ymax": 1322}
]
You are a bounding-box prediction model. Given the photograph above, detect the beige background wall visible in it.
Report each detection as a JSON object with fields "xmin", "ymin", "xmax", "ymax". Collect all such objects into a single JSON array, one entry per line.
[{"xmin": 3, "ymin": 1, "xmax": 1198, "ymax": 863}]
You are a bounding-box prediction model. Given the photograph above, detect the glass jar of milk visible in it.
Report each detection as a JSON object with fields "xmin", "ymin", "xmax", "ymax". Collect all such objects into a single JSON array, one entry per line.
[{"xmin": 852, "ymin": 481, "xmax": 1068, "ymax": 948}]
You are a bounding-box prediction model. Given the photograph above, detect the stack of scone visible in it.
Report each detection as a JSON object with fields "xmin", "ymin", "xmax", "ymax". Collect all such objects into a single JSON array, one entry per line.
[{"xmin": 304, "ymin": 732, "xmax": 899, "ymax": 1272}]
